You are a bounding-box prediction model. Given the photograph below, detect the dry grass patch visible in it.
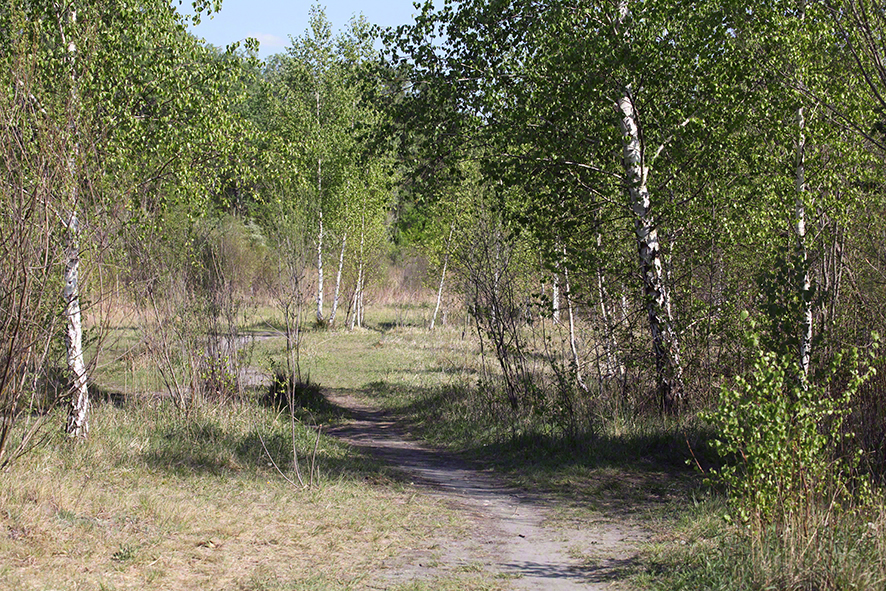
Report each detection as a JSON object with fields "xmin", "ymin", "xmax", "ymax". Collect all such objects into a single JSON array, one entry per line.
[{"xmin": 0, "ymin": 401, "xmax": 468, "ymax": 591}]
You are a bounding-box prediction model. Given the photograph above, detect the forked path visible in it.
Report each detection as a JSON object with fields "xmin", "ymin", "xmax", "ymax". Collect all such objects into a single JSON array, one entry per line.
[{"xmin": 323, "ymin": 389, "xmax": 649, "ymax": 590}]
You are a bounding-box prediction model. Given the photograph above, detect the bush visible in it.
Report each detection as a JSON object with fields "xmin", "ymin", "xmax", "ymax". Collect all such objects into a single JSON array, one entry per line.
[
  {"xmin": 262, "ymin": 371, "xmax": 335, "ymax": 417},
  {"xmin": 703, "ymin": 329, "xmax": 875, "ymax": 529}
]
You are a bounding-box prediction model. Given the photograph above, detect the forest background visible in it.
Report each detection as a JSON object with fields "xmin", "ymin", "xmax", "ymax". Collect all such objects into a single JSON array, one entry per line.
[{"xmin": 3, "ymin": 0, "xmax": 886, "ymax": 588}]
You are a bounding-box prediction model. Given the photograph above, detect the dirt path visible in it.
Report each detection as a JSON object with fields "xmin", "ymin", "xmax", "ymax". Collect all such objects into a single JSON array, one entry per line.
[{"xmin": 323, "ymin": 389, "xmax": 649, "ymax": 590}]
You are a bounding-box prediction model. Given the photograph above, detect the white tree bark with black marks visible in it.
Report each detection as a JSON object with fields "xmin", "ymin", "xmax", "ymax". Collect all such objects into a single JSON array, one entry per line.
[
  {"xmin": 615, "ymin": 0, "xmax": 684, "ymax": 410},
  {"xmin": 329, "ymin": 232, "xmax": 346, "ymax": 326},
  {"xmin": 564, "ymin": 261, "xmax": 588, "ymax": 392},
  {"xmin": 315, "ymin": 164, "xmax": 326, "ymax": 324},
  {"xmin": 60, "ymin": 7, "xmax": 89, "ymax": 436},
  {"xmin": 315, "ymin": 87, "xmax": 326, "ymax": 325},
  {"xmin": 792, "ymin": 0, "xmax": 813, "ymax": 382},
  {"xmin": 348, "ymin": 210, "xmax": 367, "ymax": 330},
  {"xmin": 795, "ymin": 106, "xmax": 812, "ymax": 380},
  {"xmin": 617, "ymin": 86, "xmax": 685, "ymax": 410},
  {"xmin": 430, "ymin": 223, "xmax": 455, "ymax": 330}
]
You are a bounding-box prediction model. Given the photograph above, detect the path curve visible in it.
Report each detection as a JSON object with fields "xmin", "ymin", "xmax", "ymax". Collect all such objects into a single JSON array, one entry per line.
[{"xmin": 323, "ymin": 389, "xmax": 648, "ymax": 590}]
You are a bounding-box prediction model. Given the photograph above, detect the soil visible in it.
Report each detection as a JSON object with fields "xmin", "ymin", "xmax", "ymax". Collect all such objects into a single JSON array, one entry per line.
[{"xmin": 323, "ymin": 389, "xmax": 650, "ymax": 590}]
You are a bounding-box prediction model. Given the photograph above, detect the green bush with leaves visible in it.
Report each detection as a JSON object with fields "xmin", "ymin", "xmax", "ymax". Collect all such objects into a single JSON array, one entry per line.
[{"xmin": 704, "ymin": 329, "xmax": 875, "ymax": 528}]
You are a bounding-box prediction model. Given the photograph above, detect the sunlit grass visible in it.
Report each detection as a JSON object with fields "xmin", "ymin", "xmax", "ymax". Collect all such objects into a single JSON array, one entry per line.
[
  {"xmin": 9, "ymin": 300, "xmax": 886, "ymax": 590},
  {"xmin": 0, "ymin": 398, "xmax": 478, "ymax": 590}
]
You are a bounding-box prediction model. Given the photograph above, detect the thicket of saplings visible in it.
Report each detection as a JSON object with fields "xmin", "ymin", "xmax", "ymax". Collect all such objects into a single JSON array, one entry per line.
[{"xmin": 3, "ymin": 205, "xmax": 886, "ymax": 590}]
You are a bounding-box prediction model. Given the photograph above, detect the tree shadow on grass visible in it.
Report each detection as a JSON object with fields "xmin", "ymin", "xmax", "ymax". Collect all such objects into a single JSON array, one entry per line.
[
  {"xmin": 90, "ymin": 383, "xmax": 127, "ymax": 408},
  {"xmin": 360, "ymin": 379, "xmax": 717, "ymax": 517},
  {"xmin": 134, "ymin": 390, "xmax": 403, "ymax": 483}
]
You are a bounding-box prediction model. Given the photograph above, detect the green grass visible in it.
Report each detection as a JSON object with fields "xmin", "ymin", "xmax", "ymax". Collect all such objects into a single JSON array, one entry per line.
[
  {"xmin": 0, "ymin": 397, "xmax": 479, "ymax": 590},
  {"xmin": 0, "ymin": 303, "xmax": 513, "ymax": 590},
  {"xmin": 8, "ymin": 301, "xmax": 886, "ymax": 590},
  {"xmin": 636, "ymin": 494, "xmax": 886, "ymax": 590}
]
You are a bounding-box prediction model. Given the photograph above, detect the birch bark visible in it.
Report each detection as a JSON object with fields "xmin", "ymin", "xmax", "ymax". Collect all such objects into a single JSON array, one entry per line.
[
  {"xmin": 615, "ymin": 0, "xmax": 684, "ymax": 410},
  {"xmin": 316, "ymin": 155, "xmax": 325, "ymax": 324},
  {"xmin": 348, "ymin": 266, "xmax": 361, "ymax": 330},
  {"xmin": 329, "ymin": 232, "xmax": 346, "ymax": 326},
  {"xmin": 348, "ymin": 210, "xmax": 366, "ymax": 330},
  {"xmin": 430, "ymin": 223, "xmax": 455, "ymax": 330},
  {"xmin": 795, "ymin": 107, "xmax": 812, "ymax": 380},
  {"xmin": 795, "ymin": 0, "xmax": 812, "ymax": 382},
  {"xmin": 315, "ymin": 86, "xmax": 325, "ymax": 324},
  {"xmin": 564, "ymin": 261, "xmax": 588, "ymax": 392},
  {"xmin": 618, "ymin": 87, "xmax": 684, "ymax": 410},
  {"xmin": 60, "ymin": 8, "xmax": 89, "ymax": 436}
]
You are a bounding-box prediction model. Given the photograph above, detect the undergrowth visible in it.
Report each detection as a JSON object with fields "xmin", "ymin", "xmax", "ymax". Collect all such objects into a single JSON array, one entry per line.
[
  {"xmin": 642, "ymin": 335, "xmax": 886, "ymax": 590},
  {"xmin": 363, "ymin": 329, "xmax": 886, "ymax": 589},
  {"xmin": 0, "ymin": 395, "xmax": 478, "ymax": 590}
]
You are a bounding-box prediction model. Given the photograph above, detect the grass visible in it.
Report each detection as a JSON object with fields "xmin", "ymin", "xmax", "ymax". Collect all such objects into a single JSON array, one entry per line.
[
  {"xmin": 634, "ymin": 493, "xmax": 886, "ymax": 590},
  {"xmin": 0, "ymin": 303, "xmax": 511, "ymax": 591},
  {"xmin": 6, "ymin": 301, "xmax": 886, "ymax": 590},
  {"xmin": 0, "ymin": 398, "xmax": 489, "ymax": 590}
]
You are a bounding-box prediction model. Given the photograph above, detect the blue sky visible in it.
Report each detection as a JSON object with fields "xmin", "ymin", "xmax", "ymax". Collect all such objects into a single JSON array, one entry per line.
[{"xmin": 187, "ymin": 0, "xmax": 424, "ymax": 58}]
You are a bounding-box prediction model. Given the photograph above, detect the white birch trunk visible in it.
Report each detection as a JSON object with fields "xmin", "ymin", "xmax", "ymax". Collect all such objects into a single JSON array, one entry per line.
[
  {"xmin": 796, "ymin": 106, "xmax": 812, "ymax": 380},
  {"xmin": 315, "ymin": 157, "xmax": 325, "ymax": 324},
  {"xmin": 617, "ymin": 87, "xmax": 684, "ymax": 410},
  {"xmin": 595, "ymin": 234, "xmax": 622, "ymax": 378},
  {"xmin": 329, "ymin": 232, "xmax": 346, "ymax": 326},
  {"xmin": 564, "ymin": 263, "xmax": 588, "ymax": 392},
  {"xmin": 356, "ymin": 208, "xmax": 366, "ymax": 329},
  {"xmin": 356, "ymin": 271, "xmax": 365, "ymax": 328},
  {"xmin": 430, "ymin": 224, "xmax": 455, "ymax": 330},
  {"xmin": 552, "ymin": 274, "xmax": 561, "ymax": 324},
  {"xmin": 348, "ymin": 211, "xmax": 367, "ymax": 330},
  {"xmin": 795, "ymin": 0, "xmax": 812, "ymax": 381},
  {"xmin": 65, "ymin": 212, "xmax": 88, "ymax": 436},
  {"xmin": 315, "ymin": 85, "xmax": 325, "ymax": 325},
  {"xmin": 430, "ymin": 257, "xmax": 449, "ymax": 330},
  {"xmin": 61, "ymin": 8, "xmax": 88, "ymax": 436},
  {"xmin": 347, "ymin": 266, "xmax": 360, "ymax": 331}
]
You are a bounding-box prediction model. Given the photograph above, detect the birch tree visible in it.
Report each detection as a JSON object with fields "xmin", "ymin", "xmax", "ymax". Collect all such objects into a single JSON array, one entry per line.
[
  {"xmin": 389, "ymin": 0, "xmax": 745, "ymax": 409},
  {"xmin": 728, "ymin": 0, "xmax": 871, "ymax": 377},
  {"xmin": 1, "ymin": 0, "xmax": 249, "ymax": 435},
  {"xmin": 54, "ymin": 5, "xmax": 89, "ymax": 435},
  {"xmin": 282, "ymin": 7, "xmax": 380, "ymax": 326}
]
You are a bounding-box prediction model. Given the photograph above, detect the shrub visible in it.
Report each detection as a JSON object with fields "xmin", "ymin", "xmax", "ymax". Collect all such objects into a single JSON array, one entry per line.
[{"xmin": 703, "ymin": 329, "xmax": 875, "ymax": 529}]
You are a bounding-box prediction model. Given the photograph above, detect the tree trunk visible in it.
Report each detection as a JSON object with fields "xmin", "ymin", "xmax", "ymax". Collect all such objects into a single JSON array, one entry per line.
[
  {"xmin": 617, "ymin": 87, "xmax": 684, "ymax": 411},
  {"xmin": 348, "ymin": 212, "xmax": 367, "ymax": 330},
  {"xmin": 595, "ymin": 234, "xmax": 622, "ymax": 379},
  {"xmin": 329, "ymin": 232, "xmax": 346, "ymax": 327},
  {"xmin": 564, "ymin": 261, "xmax": 588, "ymax": 392},
  {"xmin": 59, "ymin": 8, "xmax": 88, "ymax": 437},
  {"xmin": 795, "ymin": 105, "xmax": 812, "ymax": 380},
  {"xmin": 430, "ymin": 223, "xmax": 455, "ymax": 330},
  {"xmin": 64, "ymin": 211, "xmax": 88, "ymax": 436},
  {"xmin": 794, "ymin": 0, "xmax": 812, "ymax": 381},
  {"xmin": 358, "ymin": 275, "xmax": 365, "ymax": 327},
  {"xmin": 316, "ymin": 157, "xmax": 325, "ymax": 324},
  {"xmin": 315, "ymin": 84, "xmax": 326, "ymax": 325}
]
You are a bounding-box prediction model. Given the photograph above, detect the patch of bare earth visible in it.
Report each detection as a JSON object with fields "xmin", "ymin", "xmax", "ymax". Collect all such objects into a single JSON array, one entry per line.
[{"xmin": 324, "ymin": 390, "xmax": 650, "ymax": 590}]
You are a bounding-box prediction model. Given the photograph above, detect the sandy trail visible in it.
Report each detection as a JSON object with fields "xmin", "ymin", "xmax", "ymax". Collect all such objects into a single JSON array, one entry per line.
[{"xmin": 323, "ymin": 389, "xmax": 648, "ymax": 590}]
